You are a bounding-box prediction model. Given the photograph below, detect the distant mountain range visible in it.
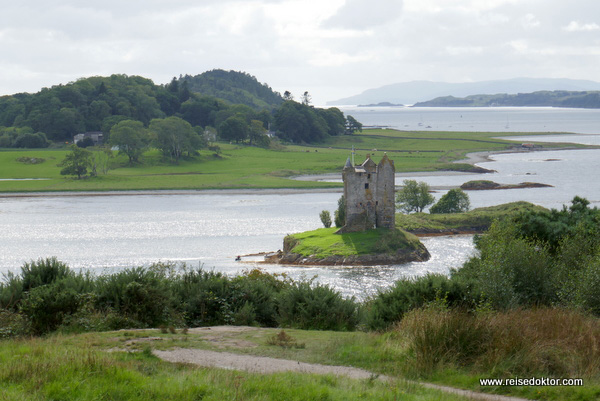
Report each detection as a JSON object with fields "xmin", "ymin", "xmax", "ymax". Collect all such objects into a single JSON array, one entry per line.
[
  {"xmin": 327, "ymin": 78, "xmax": 600, "ymax": 106},
  {"xmin": 413, "ymin": 90, "xmax": 600, "ymax": 108}
]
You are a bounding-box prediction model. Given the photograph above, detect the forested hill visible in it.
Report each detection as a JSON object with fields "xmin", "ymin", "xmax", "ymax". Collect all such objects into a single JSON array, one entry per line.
[
  {"xmin": 178, "ymin": 70, "xmax": 284, "ymax": 110},
  {"xmin": 0, "ymin": 72, "xmax": 360, "ymax": 147},
  {"xmin": 413, "ymin": 90, "xmax": 600, "ymax": 108}
]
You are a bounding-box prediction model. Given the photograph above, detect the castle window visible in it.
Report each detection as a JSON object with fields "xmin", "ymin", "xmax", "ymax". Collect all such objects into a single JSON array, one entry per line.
[
  {"xmin": 376, "ymin": 201, "xmax": 378, "ymax": 205},
  {"xmin": 364, "ymin": 183, "xmax": 369, "ymax": 189},
  {"xmin": 367, "ymin": 174, "xmax": 371, "ymax": 179}
]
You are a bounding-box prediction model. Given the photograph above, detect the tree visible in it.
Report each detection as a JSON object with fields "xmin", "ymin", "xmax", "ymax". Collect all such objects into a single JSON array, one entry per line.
[
  {"xmin": 345, "ymin": 115, "xmax": 363, "ymax": 135},
  {"xmin": 334, "ymin": 195, "xmax": 346, "ymax": 227},
  {"xmin": 283, "ymin": 91, "xmax": 294, "ymax": 101},
  {"xmin": 218, "ymin": 115, "xmax": 248, "ymax": 143},
  {"xmin": 319, "ymin": 210, "xmax": 332, "ymax": 228},
  {"xmin": 396, "ymin": 180, "xmax": 435, "ymax": 213},
  {"xmin": 430, "ymin": 189, "xmax": 471, "ymax": 214},
  {"xmin": 59, "ymin": 145, "xmax": 92, "ymax": 179},
  {"xmin": 91, "ymin": 147, "xmax": 113, "ymax": 176},
  {"xmin": 301, "ymin": 91, "xmax": 312, "ymax": 106},
  {"xmin": 248, "ymin": 119, "xmax": 268, "ymax": 147},
  {"xmin": 150, "ymin": 116, "xmax": 201, "ymax": 163},
  {"xmin": 109, "ymin": 120, "xmax": 149, "ymax": 164}
]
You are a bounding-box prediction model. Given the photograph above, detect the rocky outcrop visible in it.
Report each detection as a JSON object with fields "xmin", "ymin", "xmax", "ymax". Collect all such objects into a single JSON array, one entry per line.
[{"xmin": 460, "ymin": 180, "xmax": 553, "ymax": 190}]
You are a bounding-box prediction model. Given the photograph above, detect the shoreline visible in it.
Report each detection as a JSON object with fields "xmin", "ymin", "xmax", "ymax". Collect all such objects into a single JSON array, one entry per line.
[{"xmin": 0, "ymin": 145, "xmax": 589, "ymax": 198}]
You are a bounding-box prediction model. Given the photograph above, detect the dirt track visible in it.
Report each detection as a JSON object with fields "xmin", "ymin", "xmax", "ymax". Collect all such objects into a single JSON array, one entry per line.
[{"xmin": 151, "ymin": 326, "xmax": 529, "ymax": 401}]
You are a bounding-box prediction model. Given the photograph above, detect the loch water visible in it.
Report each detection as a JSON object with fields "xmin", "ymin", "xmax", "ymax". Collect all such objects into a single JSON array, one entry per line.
[{"xmin": 2, "ymin": 107, "xmax": 600, "ymax": 299}]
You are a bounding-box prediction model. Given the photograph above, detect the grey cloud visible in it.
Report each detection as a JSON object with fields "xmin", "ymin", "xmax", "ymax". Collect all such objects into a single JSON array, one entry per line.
[{"xmin": 322, "ymin": 0, "xmax": 403, "ymax": 30}]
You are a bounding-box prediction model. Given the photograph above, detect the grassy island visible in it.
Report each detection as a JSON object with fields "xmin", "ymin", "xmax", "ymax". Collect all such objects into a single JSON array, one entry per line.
[
  {"xmin": 276, "ymin": 227, "xmax": 430, "ymax": 265},
  {"xmin": 396, "ymin": 201, "xmax": 546, "ymax": 235}
]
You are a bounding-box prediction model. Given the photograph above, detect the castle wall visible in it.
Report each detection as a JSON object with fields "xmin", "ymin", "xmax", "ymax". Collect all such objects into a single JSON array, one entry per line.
[
  {"xmin": 340, "ymin": 154, "xmax": 395, "ymax": 233},
  {"xmin": 376, "ymin": 156, "xmax": 396, "ymax": 229}
]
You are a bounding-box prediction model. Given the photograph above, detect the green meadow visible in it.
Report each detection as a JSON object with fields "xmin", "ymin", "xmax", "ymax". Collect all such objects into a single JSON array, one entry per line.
[
  {"xmin": 2, "ymin": 322, "xmax": 598, "ymax": 401},
  {"xmin": 0, "ymin": 129, "xmax": 583, "ymax": 192}
]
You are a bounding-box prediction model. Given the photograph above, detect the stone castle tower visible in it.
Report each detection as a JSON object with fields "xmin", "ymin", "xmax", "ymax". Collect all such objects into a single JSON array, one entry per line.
[{"xmin": 338, "ymin": 153, "xmax": 395, "ymax": 233}]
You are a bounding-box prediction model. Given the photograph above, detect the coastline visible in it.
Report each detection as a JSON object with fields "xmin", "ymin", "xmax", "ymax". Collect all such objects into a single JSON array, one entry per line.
[{"xmin": 0, "ymin": 145, "xmax": 589, "ymax": 198}]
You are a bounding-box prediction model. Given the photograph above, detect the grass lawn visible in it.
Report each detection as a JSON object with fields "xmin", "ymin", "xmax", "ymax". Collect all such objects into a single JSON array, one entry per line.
[{"xmin": 0, "ymin": 129, "xmax": 588, "ymax": 192}]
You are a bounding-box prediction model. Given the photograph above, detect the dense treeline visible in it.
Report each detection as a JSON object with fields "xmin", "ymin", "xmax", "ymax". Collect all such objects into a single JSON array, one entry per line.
[
  {"xmin": 0, "ymin": 70, "xmax": 361, "ymax": 150},
  {"xmin": 178, "ymin": 70, "xmax": 284, "ymax": 110}
]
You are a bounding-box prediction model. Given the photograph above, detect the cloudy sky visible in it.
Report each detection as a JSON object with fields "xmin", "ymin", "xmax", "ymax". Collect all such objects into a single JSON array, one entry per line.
[{"xmin": 1, "ymin": 0, "xmax": 599, "ymax": 104}]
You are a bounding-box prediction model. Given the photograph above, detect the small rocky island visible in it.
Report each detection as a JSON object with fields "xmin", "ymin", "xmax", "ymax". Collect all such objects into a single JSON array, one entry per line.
[
  {"xmin": 266, "ymin": 154, "xmax": 431, "ymax": 266},
  {"xmin": 460, "ymin": 180, "xmax": 553, "ymax": 190}
]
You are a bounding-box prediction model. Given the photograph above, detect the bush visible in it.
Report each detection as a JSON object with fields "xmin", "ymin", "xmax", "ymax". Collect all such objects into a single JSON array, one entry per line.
[
  {"xmin": 0, "ymin": 309, "xmax": 31, "ymax": 338},
  {"xmin": 19, "ymin": 278, "xmax": 84, "ymax": 334},
  {"xmin": 229, "ymin": 269, "xmax": 283, "ymax": 326},
  {"xmin": 334, "ymin": 195, "xmax": 345, "ymax": 227},
  {"xmin": 276, "ymin": 280, "xmax": 358, "ymax": 331},
  {"xmin": 171, "ymin": 268, "xmax": 233, "ymax": 327},
  {"xmin": 21, "ymin": 257, "xmax": 73, "ymax": 291},
  {"xmin": 319, "ymin": 210, "xmax": 332, "ymax": 228},
  {"xmin": 365, "ymin": 273, "xmax": 470, "ymax": 331},
  {"xmin": 94, "ymin": 265, "xmax": 175, "ymax": 328},
  {"xmin": 452, "ymin": 220, "xmax": 556, "ymax": 309}
]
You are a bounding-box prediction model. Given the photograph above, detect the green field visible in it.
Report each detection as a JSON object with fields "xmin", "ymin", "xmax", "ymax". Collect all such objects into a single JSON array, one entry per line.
[{"xmin": 0, "ymin": 129, "xmax": 585, "ymax": 192}]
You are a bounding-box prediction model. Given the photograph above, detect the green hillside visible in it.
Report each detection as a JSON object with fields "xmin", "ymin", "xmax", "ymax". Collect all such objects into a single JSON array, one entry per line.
[{"xmin": 179, "ymin": 70, "xmax": 284, "ymax": 110}]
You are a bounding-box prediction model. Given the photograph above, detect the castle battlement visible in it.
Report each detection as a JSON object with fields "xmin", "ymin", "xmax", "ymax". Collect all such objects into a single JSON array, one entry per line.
[{"xmin": 338, "ymin": 153, "xmax": 395, "ymax": 233}]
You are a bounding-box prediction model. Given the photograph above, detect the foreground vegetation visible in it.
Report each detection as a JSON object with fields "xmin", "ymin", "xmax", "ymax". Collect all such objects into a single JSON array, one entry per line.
[
  {"xmin": 0, "ymin": 331, "xmax": 471, "ymax": 401},
  {"xmin": 3, "ymin": 197, "xmax": 600, "ymax": 399}
]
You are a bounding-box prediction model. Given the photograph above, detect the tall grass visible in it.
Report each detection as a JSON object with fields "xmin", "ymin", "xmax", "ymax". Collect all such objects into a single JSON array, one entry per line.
[{"xmin": 400, "ymin": 306, "xmax": 600, "ymax": 378}]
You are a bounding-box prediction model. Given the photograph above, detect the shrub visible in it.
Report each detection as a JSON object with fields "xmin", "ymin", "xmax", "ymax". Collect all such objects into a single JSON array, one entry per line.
[
  {"xmin": 319, "ymin": 210, "xmax": 332, "ymax": 228},
  {"xmin": 171, "ymin": 268, "xmax": 233, "ymax": 327},
  {"xmin": 229, "ymin": 269, "xmax": 282, "ymax": 326},
  {"xmin": 21, "ymin": 257, "xmax": 72, "ymax": 291},
  {"xmin": 94, "ymin": 265, "xmax": 174, "ymax": 328},
  {"xmin": 365, "ymin": 273, "xmax": 470, "ymax": 331},
  {"xmin": 19, "ymin": 279, "xmax": 83, "ymax": 334},
  {"xmin": 276, "ymin": 280, "xmax": 358, "ymax": 331},
  {"xmin": 0, "ymin": 309, "xmax": 31, "ymax": 338},
  {"xmin": 452, "ymin": 220, "xmax": 555, "ymax": 309},
  {"xmin": 334, "ymin": 195, "xmax": 345, "ymax": 227}
]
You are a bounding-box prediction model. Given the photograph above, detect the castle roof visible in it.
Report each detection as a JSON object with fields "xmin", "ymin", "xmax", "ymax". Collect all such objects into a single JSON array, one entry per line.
[{"xmin": 344, "ymin": 157, "xmax": 353, "ymax": 170}]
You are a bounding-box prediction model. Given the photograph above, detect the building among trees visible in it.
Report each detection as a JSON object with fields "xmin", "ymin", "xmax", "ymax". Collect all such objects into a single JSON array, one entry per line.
[{"xmin": 338, "ymin": 153, "xmax": 395, "ymax": 233}]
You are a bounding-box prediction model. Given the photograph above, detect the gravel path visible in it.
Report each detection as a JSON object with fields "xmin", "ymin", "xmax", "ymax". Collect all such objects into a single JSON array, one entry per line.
[{"xmin": 153, "ymin": 346, "xmax": 529, "ymax": 401}]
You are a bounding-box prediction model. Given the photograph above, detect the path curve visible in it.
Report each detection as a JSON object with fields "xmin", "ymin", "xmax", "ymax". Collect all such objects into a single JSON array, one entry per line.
[{"xmin": 153, "ymin": 348, "xmax": 529, "ymax": 401}]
